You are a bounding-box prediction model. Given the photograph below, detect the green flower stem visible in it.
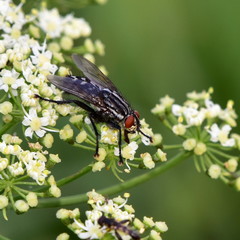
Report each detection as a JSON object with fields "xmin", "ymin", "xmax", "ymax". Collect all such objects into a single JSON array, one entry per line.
[
  {"xmin": 163, "ymin": 144, "xmax": 183, "ymax": 150},
  {"xmin": 36, "ymin": 165, "xmax": 92, "ymax": 193},
  {"xmin": 208, "ymin": 143, "xmax": 234, "ymax": 151},
  {"xmin": 15, "ymin": 181, "xmax": 38, "ymax": 186},
  {"xmin": 37, "ymin": 151, "xmax": 191, "ymax": 208},
  {"xmin": 207, "ymin": 151, "xmax": 225, "ymax": 166},
  {"xmin": 161, "ymin": 119, "xmax": 172, "ymax": 130},
  {"xmin": 57, "ymin": 165, "xmax": 92, "ymax": 187},
  {"xmin": 73, "ymin": 143, "xmax": 95, "ymax": 151},
  {"xmin": 0, "ymin": 120, "xmax": 19, "ymax": 137},
  {"xmin": 208, "ymin": 147, "xmax": 236, "ymax": 159}
]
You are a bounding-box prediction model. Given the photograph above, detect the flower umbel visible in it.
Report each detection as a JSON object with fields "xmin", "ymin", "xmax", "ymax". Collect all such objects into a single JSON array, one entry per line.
[
  {"xmin": 152, "ymin": 88, "xmax": 240, "ymax": 186},
  {"xmin": 57, "ymin": 191, "xmax": 168, "ymax": 240}
]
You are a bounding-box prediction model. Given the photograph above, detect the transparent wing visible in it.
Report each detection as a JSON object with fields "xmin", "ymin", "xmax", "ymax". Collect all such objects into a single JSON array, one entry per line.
[{"xmin": 72, "ymin": 54, "xmax": 118, "ymax": 91}]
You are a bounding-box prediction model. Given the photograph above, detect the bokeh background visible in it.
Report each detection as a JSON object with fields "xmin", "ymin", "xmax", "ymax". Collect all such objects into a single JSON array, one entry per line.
[{"xmin": 2, "ymin": 0, "xmax": 240, "ymax": 239}]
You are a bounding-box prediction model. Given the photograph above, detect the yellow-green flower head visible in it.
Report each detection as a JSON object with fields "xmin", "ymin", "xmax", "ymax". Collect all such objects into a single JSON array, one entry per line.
[
  {"xmin": 208, "ymin": 164, "xmax": 221, "ymax": 179},
  {"xmin": 100, "ymin": 125, "xmax": 118, "ymax": 145}
]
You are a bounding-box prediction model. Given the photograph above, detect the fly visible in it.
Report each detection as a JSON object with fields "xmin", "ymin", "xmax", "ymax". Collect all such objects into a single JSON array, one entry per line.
[
  {"xmin": 98, "ymin": 215, "xmax": 140, "ymax": 240},
  {"xmin": 35, "ymin": 54, "xmax": 152, "ymax": 164}
]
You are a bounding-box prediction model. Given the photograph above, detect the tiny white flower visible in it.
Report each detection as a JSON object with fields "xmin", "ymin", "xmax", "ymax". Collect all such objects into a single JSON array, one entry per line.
[
  {"xmin": 38, "ymin": 8, "xmax": 63, "ymax": 38},
  {"xmin": 208, "ymin": 123, "xmax": 235, "ymax": 147},
  {"xmin": 74, "ymin": 219, "xmax": 103, "ymax": 239},
  {"xmin": 115, "ymin": 141, "xmax": 138, "ymax": 160},
  {"xmin": 0, "ymin": 68, "xmax": 24, "ymax": 92},
  {"xmin": 22, "ymin": 107, "xmax": 57, "ymax": 138},
  {"xmin": 25, "ymin": 159, "xmax": 50, "ymax": 185}
]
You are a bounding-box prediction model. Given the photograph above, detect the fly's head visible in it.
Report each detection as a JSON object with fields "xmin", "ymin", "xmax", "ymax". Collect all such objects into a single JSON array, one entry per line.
[
  {"xmin": 124, "ymin": 111, "xmax": 153, "ymax": 143},
  {"xmin": 124, "ymin": 111, "xmax": 140, "ymax": 133}
]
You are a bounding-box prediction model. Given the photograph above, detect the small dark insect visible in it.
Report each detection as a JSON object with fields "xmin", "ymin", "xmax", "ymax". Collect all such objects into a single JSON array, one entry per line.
[
  {"xmin": 98, "ymin": 215, "xmax": 140, "ymax": 240},
  {"xmin": 35, "ymin": 54, "xmax": 152, "ymax": 164}
]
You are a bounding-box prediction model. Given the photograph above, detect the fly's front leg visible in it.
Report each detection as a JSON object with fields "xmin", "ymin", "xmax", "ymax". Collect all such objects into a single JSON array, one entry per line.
[{"xmin": 107, "ymin": 122, "xmax": 123, "ymax": 165}]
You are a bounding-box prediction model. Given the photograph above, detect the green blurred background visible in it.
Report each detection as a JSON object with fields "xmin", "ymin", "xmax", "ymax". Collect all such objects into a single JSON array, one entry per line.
[{"xmin": 2, "ymin": 0, "xmax": 240, "ymax": 239}]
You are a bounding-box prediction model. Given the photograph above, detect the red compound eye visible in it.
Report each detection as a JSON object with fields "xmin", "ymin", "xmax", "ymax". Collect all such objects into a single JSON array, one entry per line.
[
  {"xmin": 134, "ymin": 111, "xmax": 140, "ymax": 118},
  {"xmin": 125, "ymin": 115, "xmax": 135, "ymax": 128}
]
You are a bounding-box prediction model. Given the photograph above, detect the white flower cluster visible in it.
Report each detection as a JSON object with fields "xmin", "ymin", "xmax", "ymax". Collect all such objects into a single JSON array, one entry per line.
[
  {"xmin": 152, "ymin": 89, "xmax": 240, "ymax": 186},
  {"xmin": 56, "ymin": 190, "xmax": 168, "ymax": 240},
  {"xmin": 0, "ymin": 0, "xmax": 103, "ymax": 141},
  {"xmin": 0, "ymin": 134, "xmax": 61, "ymax": 185}
]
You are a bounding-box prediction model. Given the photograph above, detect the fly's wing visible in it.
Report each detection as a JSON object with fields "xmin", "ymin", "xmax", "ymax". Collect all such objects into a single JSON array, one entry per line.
[
  {"xmin": 72, "ymin": 54, "xmax": 119, "ymax": 92},
  {"xmin": 47, "ymin": 75, "xmax": 102, "ymax": 106}
]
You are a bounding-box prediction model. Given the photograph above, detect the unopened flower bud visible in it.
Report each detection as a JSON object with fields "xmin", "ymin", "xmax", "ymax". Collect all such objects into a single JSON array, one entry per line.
[
  {"xmin": 42, "ymin": 133, "xmax": 54, "ymax": 148},
  {"xmin": 56, "ymin": 233, "xmax": 70, "ymax": 240},
  {"xmin": 0, "ymin": 101, "xmax": 13, "ymax": 115},
  {"xmin": 15, "ymin": 200, "xmax": 29, "ymax": 212},
  {"xmin": 183, "ymin": 138, "xmax": 197, "ymax": 151},
  {"xmin": 49, "ymin": 185, "xmax": 61, "ymax": 198},
  {"xmin": 194, "ymin": 142, "xmax": 207, "ymax": 155},
  {"xmin": 224, "ymin": 158, "xmax": 238, "ymax": 172},
  {"xmin": 154, "ymin": 221, "xmax": 168, "ymax": 233},
  {"xmin": 56, "ymin": 208, "xmax": 70, "ymax": 219},
  {"xmin": 76, "ymin": 130, "xmax": 87, "ymax": 144},
  {"xmin": 141, "ymin": 152, "xmax": 155, "ymax": 169},
  {"xmin": 208, "ymin": 164, "xmax": 221, "ymax": 179},
  {"xmin": 92, "ymin": 161, "xmax": 105, "ymax": 172},
  {"xmin": 149, "ymin": 230, "xmax": 162, "ymax": 240},
  {"xmin": 0, "ymin": 195, "xmax": 8, "ymax": 209},
  {"xmin": 26, "ymin": 192, "xmax": 38, "ymax": 207},
  {"xmin": 94, "ymin": 148, "xmax": 107, "ymax": 161},
  {"xmin": 59, "ymin": 124, "xmax": 74, "ymax": 141},
  {"xmin": 143, "ymin": 216, "xmax": 155, "ymax": 228}
]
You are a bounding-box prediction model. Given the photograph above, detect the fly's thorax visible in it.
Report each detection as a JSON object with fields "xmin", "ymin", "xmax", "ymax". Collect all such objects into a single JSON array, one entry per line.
[{"xmin": 101, "ymin": 88, "xmax": 132, "ymax": 121}]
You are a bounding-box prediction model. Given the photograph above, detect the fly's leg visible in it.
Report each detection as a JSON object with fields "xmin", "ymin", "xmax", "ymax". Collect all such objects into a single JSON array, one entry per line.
[
  {"xmin": 89, "ymin": 114, "xmax": 100, "ymax": 157},
  {"xmin": 117, "ymin": 126, "xmax": 123, "ymax": 165},
  {"xmin": 35, "ymin": 94, "xmax": 95, "ymax": 112},
  {"xmin": 108, "ymin": 122, "xmax": 123, "ymax": 165},
  {"xmin": 115, "ymin": 230, "xmax": 123, "ymax": 240},
  {"xmin": 36, "ymin": 94, "xmax": 101, "ymax": 157}
]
